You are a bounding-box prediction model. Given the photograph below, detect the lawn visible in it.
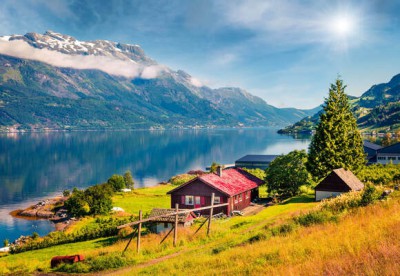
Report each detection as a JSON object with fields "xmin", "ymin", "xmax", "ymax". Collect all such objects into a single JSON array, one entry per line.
[{"xmin": 112, "ymin": 184, "xmax": 172, "ymax": 215}]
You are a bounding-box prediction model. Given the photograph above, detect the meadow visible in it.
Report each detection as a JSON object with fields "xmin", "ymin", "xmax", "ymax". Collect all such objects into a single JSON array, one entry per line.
[{"xmin": 1, "ymin": 184, "xmax": 398, "ymax": 275}]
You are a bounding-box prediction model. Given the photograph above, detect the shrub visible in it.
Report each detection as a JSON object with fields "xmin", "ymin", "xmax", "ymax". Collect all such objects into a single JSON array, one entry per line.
[
  {"xmin": 168, "ymin": 174, "xmax": 196, "ymax": 186},
  {"xmin": 295, "ymin": 210, "xmax": 337, "ymax": 227},
  {"xmin": 271, "ymin": 222, "xmax": 296, "ymax": 237},
  {"xmin": 118, "ymin": 226, "xmax": 134, "ymax": 239},
  {"xmin": 247, "ymin": 233, "xmax": 268, "ymax": 244},
  {"xmin": 63, "ymin": 190, "xmax": 70, "ymax": 197},
  {"xmin": 360, "ymin": 183, "xmax": 381, "ymax": 206}
]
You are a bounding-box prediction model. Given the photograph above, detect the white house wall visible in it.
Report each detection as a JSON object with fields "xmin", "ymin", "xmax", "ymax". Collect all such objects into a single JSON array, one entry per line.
[
  {"xmin": 376, "ymin": 155, "xmax": 400, "ymax": 165},
  {"xmin": 315, "ymin": 191, "xmax": 344, "ymax": 201}
]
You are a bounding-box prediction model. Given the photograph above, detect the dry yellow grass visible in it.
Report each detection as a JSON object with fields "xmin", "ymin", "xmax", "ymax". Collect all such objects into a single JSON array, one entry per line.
[{"xmin": 118, "ymin": 196, "xmax": 400, "ymax": 275}]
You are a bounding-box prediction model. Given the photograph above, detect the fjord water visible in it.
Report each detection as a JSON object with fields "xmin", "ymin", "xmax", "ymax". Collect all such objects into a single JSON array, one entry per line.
[{"xmin": 0, "ymin": 128, "xmax": 310, "ymax": 242}]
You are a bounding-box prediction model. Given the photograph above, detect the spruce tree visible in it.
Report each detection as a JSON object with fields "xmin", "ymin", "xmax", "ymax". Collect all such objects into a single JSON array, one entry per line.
[{"xmin": 307, "ymin": 78, "xmax": 365, "ymax": 180}]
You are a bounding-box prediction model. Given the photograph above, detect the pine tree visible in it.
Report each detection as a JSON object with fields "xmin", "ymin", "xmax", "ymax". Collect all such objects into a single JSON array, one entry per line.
[{"xmin": 307, "ymin": 78, "xmax": 365, "ymax": 180}]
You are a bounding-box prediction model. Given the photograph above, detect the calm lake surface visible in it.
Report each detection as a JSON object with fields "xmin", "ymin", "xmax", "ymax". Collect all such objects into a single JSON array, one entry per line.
[{"xmin": 0, "ymin": 128, "xmax": 310, "ymax": 242}]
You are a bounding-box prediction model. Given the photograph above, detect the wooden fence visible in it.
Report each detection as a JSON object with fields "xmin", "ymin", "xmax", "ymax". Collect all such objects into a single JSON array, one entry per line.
[{"xmin": 117, "ymin": 193, "xmax": 229, "ymax": 254}]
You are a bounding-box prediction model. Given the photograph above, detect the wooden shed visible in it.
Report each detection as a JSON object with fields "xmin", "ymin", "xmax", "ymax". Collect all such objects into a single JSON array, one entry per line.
[
  {"xmin": 167, "ymin": 167, "xmax": 263, "ymax": 215},
  {"xmin": 149, "ymin": 208, "xmax": 197, "ymax": 234},
  {"xmin": 315, "ymin": 168, "xmax": 364, "ymax": 201}
]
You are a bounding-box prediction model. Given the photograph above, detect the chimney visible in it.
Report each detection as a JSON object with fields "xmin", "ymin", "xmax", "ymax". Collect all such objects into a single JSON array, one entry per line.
[{"xmin": 216, "ymin": 166, "xmax": 223, "ymax": 177}]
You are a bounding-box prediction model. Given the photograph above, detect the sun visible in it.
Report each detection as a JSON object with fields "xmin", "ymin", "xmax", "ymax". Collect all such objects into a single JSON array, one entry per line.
[{"xmin": 330, "ymin": 15, "xmax": 355, "ymax": 38}]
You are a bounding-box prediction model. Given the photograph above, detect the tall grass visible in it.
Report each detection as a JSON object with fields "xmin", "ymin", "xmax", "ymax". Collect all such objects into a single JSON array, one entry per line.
[{"xmin": 122, "ymin": 194, "xmax": 400, "ymax": 275}]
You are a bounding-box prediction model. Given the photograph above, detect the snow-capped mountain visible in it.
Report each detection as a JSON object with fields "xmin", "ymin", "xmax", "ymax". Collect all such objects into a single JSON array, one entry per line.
[
  {"xmin": 3, "ymin": 30, "xmax": 152, "ymax": 64},
  {"xmin": 0, "ymin": 31, "xmax": 318, "ymax": 132}
]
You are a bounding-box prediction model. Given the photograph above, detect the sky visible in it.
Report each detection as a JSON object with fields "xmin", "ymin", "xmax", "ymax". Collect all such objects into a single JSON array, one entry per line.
[{"xmin": 0, "ymin": 0, "xmax": 400, "ymax": 109}]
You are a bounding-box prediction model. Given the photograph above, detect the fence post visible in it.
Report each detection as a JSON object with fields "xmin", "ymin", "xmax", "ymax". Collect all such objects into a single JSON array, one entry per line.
[
  {"xmin": 137, "ymin": 210, "xmax": 142, "ymax": 253},
  {"xmin": 207, "ymin": 193, "xmax": 215, "ymax": 236},
  {"xmin": 173, "ymin": 203, "xmax": 179, "ymax": 246}
]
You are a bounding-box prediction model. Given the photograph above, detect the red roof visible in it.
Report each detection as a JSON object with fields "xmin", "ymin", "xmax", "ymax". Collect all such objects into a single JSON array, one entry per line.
[{"xmin": 168, "ymin": 168, "xmax": 263, "ymax": 196}]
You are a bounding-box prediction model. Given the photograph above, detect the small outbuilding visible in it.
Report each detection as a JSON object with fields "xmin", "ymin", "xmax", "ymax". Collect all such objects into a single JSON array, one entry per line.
[
  {"xmin": 314, "ymin": 168, "xmax": 364, "ymax": 201},
  {"xmin": 149, "ymin": 208, "xmax": 197, "ymax": 234}
]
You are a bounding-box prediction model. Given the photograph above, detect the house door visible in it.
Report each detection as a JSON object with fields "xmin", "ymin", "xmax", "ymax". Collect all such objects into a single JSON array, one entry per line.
[{"xmin": 194, "ymin": 196, "xmax": 201, "ymax": 208}]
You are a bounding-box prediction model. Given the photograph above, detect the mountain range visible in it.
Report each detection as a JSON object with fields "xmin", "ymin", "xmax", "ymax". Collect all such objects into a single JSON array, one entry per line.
[
  {"xmin": 0, "ymin": 31, "xmax": 319, "ymax": 132},
  {"xmin": 278, "ymin": 73, "xmax": 400, "ymax": 134}
]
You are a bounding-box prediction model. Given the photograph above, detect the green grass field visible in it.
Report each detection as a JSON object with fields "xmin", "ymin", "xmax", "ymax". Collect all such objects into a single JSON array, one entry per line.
[
  {"xmin": 0, "ymin": 188, "xmax": 317, "ymax": 275},
  {"xmin": 4, "ymin": 185, "xmax": 397, "ymax": 275}
]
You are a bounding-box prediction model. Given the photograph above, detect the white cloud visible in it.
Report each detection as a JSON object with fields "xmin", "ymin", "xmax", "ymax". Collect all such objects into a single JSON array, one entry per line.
[
  {"xmin": 0, "ymin": 39, "xmax": 164, "ymax": 79},
  {"xmin": 140, "ymin": 64, "xmax": 165, "ymax": 79},
  {"xmin": 189, "ymin": 77, "xmax": 203, "ymax": 87}
]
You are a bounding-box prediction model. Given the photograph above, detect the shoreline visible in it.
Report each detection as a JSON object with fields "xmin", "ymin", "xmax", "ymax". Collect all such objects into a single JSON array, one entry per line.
[{"xmin": 9, "ymin": 196, "xmax": 71, "ymax": 233}]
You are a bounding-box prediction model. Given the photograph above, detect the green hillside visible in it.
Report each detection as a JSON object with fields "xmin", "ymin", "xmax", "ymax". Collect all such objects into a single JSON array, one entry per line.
[{"xmin": 279, "ymin": 74, "xmax": 400, "ymax": 134}]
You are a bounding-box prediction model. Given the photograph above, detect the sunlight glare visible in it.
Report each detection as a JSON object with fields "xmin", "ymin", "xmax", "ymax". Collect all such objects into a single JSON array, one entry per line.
[{"xmin": 331, "ymin": 15, "xmax": 354, "ymax": 38}]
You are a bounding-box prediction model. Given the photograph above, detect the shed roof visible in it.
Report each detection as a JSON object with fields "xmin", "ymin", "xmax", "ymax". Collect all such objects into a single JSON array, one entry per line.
[
  {"xmin": 315, "ymin": 168, "xmax": 364, "ymax": 192},
  {"xmin": 167, "ymin": 168, "xmax": 263, "ymax": 197},
  {"xmin": 149, "ymin": 208, "xmax": 196, "ymax": 223},
  {"xmin": 363, "ymin": 140, "xmax": 382, "ymax": 151},
  {"xmin": 235, "ymin": 155, "xmax": 279, "ymax": 163}
]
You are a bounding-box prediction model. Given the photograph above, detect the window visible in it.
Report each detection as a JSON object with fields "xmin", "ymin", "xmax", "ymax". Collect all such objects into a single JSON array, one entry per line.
[
  {"xmin": 185, "ymin": 195, "xmax": 194, "ymax": 205},
  {"xmin": 195, "ymin": 196, "xmax": 201, "ymax": 205},
  {"xmin": 214, "ymin": 196, "xmax": 221, "ymax": 204},
  {"xmin": 388, "ymin": 157, "xmax": 396, "ymax": 161},
  {"xmin": 378, "ymin": 156, "xmax": 386, "ymax": 160},
  {"xmin": 164, "ymin": 222, "xmax": 169, "ymax": 228},
  {"xmin": 245, "ymin": 191, "xmax": 250, "ymax": 199},
  {"xmin": 239, "ymin": 194, "xmax": 243, "ymax": 202},
  {"xmin": 234, "ymin": 195, "xmax": 238, "ymax": 204}
]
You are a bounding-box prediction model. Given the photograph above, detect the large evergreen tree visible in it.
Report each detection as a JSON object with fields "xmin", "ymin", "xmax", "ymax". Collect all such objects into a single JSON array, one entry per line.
[{"xmin": 307, "ymin": 78, "xmax": 365, "ymax": 180}]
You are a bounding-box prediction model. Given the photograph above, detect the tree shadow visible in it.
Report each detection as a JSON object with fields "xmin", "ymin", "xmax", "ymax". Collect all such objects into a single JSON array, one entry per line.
[{"xmin": 281, "ymin": 195, "xmax": 314, "ymax": 205}]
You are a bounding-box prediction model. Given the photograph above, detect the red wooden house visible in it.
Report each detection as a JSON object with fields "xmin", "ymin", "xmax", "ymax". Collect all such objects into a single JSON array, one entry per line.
[{"xmin": 167, "ymin": 167, "xmax": 263, "ymax": 215}]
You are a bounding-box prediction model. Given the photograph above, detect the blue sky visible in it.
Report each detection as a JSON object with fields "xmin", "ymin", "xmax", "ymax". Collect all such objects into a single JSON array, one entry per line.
[{"xmin": 0, "ymin": 0, "xmax": 399, "ymax": 109}]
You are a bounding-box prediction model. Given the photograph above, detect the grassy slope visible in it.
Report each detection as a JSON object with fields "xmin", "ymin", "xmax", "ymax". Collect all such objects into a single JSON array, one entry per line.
[
  {"xmin": 121, "ymin": 193, "xmax": 400, "ymax": 275},
  {"xmin": 2, "ymin": 187, "xmax": 399, "ymax": 275}
]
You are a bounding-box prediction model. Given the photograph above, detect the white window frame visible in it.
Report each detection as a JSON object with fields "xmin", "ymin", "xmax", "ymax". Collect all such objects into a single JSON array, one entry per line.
[
  {"xmin": 245, "ymin": 191, "xmax": 250, "ymax": 199},
  {"xmin": 185, "ymin": 195, "xmax": 194, "ymax": 205},
  {"xmin": 195, "ymin": 196, "xmax": 201, "ymax": 205},
  {"xmin": 239, "ymin": 193, "xmax": 243, "ymax": 202},
  {"xmin": 234, "ymin": 195, "xmax": 238, "ymax": 204},
  {"xmin": 214, "ymin": 196, "xmax": 221, "ymax": 204}
]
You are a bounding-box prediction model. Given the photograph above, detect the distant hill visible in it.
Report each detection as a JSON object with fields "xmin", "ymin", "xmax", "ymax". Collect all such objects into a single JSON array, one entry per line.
[
  {"xmin": 278, "ymin": 74, "xmax": 400, "ymax": 134},
  {"xmin": 0, "ymin": 31, "xmax": 318, "ymax": 132}
]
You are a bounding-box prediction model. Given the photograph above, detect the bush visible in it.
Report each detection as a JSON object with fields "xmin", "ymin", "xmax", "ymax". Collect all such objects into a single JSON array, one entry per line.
[
  {"xmin": 360, "ymin": 183, "xmax": 381, "ymax": 206},
  {"xmin": 295, "ymin": 210, "xmax": 337, "ymax": 227},
  {"xmin": 63, "ymin": 190, "xmax": 70, "ymax": 197},
  {"xmin": 118, "ymin": 226, "xmax": 134, "ymax": 239},
  {"xmin": 168, "ymin": 174, "xmax": 196, "ymax": 186},
  {"xmin": 271, "ymin": 223, "xmax": 296, "ymax": 236}
]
